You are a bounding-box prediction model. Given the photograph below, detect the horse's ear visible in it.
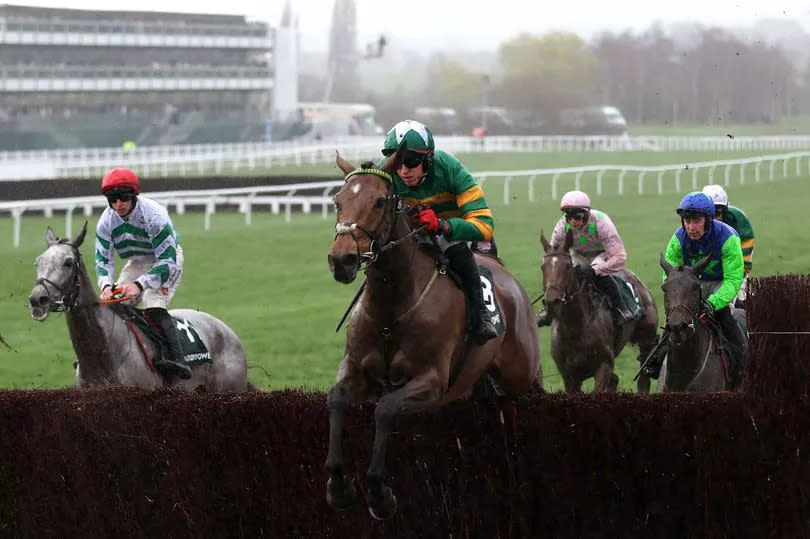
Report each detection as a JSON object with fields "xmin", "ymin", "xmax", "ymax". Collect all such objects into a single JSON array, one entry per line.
[
  {"xmin": 381, "ymin": 141, "xmax": 407, "ymax": 174},
  {"xmin": 660, "ymin": 252, "xmax": 674, "ymax": 275},
  {"xmin": 45, "ymin": 227, "xmax": 57, "ymax": 246},
  {"xmin": 540, "ymin": 230, "xmax": 551, "ymax": 252},
  {"xmin": 690, "ymin": 254, "xmax": 712, "ymax": 276},
  {"xmin": 563, "ymin": 228, "xmax": 574, "ymax": 251},
  {"xmin": 335, "ymin": 151, "xmax": 354, "ymax": 176},
  {"xmin": 71, "ymin": 221, "xmax": 88, "ymax": 248}
]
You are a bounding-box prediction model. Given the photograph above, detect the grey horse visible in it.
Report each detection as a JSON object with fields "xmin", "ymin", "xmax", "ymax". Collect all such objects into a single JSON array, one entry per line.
[{"xmin": 28, "ymin": 223, "xmax": 254, "ymax": 391}]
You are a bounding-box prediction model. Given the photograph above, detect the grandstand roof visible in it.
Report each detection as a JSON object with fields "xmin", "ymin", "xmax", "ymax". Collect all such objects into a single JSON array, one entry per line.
[{"xmin": 0, "ymin": 4, "xmax": 264, "ymax": 27}]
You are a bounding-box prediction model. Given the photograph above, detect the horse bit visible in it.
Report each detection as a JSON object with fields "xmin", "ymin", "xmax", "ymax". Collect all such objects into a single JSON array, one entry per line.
[{"xmin": 34, "ymin": 242, "xmax": 82, "ymax": 312}]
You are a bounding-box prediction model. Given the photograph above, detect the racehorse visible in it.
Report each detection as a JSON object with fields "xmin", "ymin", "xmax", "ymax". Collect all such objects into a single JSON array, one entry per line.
[
  {"xmin": 28, "ymin": 224, "xmax": 254, "ymax": 392},
  {"xmin": 540, "ymin": 229, "xmax": 658, "ymax": 393},
  {"xmin": 658, "ymin": 253, "xmax": 733, "ymax": 392},
  {"xmin": 325, "ymin": 146, "xmax": 541, "ymax": 520}
]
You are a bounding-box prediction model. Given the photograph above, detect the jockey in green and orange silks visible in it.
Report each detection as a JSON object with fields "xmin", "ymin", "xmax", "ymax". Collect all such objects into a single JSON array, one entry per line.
[{"xmin": 377, "ymin": 120, "xmax": 497, "ymax": 344}]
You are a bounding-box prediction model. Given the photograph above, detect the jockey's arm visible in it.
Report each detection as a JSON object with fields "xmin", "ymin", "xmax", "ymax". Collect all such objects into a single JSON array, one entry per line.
[
  {"xmin": 94, "ymin": 216, "xmax": 116, "ymax": 291},
  {"xmin": 591, "ymin": 215, "xmax": 627, "ymax": 276},
  {"xmin": 443, "ymin": 160, "xmax": 494, "ymax": 242},
  {"xmin": 135, "ymin": 215, "xmax": 181, "ymax": 291},
  {"xmin": 662, "ymin": 234, "xmax": 684, "ymax": 282},
  {"xmin": 705, "ymin": 235, "xmax": 744, "ymax": 312}
]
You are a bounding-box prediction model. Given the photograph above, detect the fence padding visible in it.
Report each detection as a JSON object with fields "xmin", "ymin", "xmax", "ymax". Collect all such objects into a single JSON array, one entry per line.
[{"xmin": 0, "ymin": 274, "xmax": 808, "ymax": 538}]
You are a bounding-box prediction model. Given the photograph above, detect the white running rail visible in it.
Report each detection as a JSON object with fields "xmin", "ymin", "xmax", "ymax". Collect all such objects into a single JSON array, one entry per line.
[
  {"xmin": 1, "ymin": 152, "xmax": 807, "ymax": 247},
  {"xmin": 3, "ymin": 135, "xmax": 810, "ymax": 180}
]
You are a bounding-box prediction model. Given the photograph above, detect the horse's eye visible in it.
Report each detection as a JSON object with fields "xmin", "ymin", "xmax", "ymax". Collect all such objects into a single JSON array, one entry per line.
[{"xmin": 374, "ymin": 197, "xmax": 385, "ymax": 209}]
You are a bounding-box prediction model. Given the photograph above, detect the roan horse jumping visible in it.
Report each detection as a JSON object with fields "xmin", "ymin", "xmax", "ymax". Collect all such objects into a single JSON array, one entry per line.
[
  {"xmin": 658, "ymin": 254, "xmax": 742, "ymax": 392},
  {"xmin": 540, "ymin": 229, "xmax": 658, "ymax": 393},
  {"xmin": 325, "ymin": 146, "xmax": 541, "ymax": 520},
  {"xmin": 28, "ymin": 224, "xmax": 253, "ymax": 392}
]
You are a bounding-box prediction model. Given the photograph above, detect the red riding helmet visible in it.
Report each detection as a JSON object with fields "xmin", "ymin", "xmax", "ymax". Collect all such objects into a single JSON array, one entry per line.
[{"xmin": 101, "ymin": 168, "xmax": 140, "ymax": 194}]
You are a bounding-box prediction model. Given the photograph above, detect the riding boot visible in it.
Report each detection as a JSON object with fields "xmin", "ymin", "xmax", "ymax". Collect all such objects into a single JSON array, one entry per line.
[
  {"xmin": 596, "ymin": 275, "xmax": 635, "ymax": 323},
  {"xmin": 536, "ymin": 311, "xmax": 551, "ymax": 327},
  {"xmin": 445, "ymin": 243, "xmax": 498, "ymax": 344},
  {"xmin": 716, "ymin": 306, "xmax": 747, "ymax": 387},
  {"xmin": 145, "ymin": 307, "xmax": 192, "ymax": 380}
]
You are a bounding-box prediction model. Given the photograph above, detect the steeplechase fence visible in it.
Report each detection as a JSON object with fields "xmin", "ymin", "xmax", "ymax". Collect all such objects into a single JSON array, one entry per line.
[{"xmin": 0, "ymin": 274, "xmax": 808, "ymax": 537}]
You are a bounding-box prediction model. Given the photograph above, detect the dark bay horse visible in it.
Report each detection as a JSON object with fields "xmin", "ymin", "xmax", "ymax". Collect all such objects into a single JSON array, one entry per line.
[
  {"xmin": 658, "ymin": 254, "xmax": 732, "ymax": 392},
  {"xmin": 325, "ymin": 146, "xmax": 541, "ymax": 520},
  {"xmin": 540, "ymin": 229, "xmax": 658, "ymax": 393},
  {"xmin": 28, "ymin": 224, "xmax": 253, "ymax": 391}
]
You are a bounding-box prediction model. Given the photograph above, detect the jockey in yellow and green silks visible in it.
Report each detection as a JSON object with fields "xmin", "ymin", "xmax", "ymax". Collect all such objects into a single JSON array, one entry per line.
[
  {"xmin": 702, "ymin": 184, "xmax": 755, "ymax": 305},
  {"xmin": 377, "ymin": 120, "xmax": 497, "ymax": 344}
]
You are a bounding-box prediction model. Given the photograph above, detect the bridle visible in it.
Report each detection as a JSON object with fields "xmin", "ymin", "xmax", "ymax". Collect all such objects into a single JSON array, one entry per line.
[
  {"xmin": 541, "ymin": 250, "xmax": 586, "ymax": 305},
  {"xmin": 34, "ymin": 241, "xmax": 83, "ymax": 313},
  {"xmin": 663, "ymin": 273, "xmax": 706, "ymax": 342},
  {"xmin": 334, "ymin": 168, "xmax": 423, "ymax": 267}
]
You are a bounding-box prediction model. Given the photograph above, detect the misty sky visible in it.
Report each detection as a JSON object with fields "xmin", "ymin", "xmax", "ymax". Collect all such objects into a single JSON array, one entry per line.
[{"xmin": 8, "ymin": 0, "xmax": 810, "ymax": 52}]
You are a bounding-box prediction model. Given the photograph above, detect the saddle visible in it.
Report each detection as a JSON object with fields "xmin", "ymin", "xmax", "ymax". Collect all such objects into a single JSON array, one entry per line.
[
  {"xmin": 111, "ymin": 304, "xmax": 213, "ymax": 373},
  {"xmin": 416, "ymin": 242, "xmax": 505, "ymax": 336}
]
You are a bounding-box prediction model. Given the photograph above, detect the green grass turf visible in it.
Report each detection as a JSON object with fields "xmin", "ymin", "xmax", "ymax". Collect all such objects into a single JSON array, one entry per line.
[{"xmin": 0, "ymin": 149, "xmax": 806, "ymax": 392}]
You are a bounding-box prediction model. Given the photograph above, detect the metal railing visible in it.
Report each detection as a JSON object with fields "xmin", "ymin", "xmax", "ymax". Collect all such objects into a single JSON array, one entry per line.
[
  {"xmin": 3, "ymin": 152, "xmax": 806, "ymax": 248},
  {"xmin": 3, "ymin": 135, "xmax": 810, "ymax": 181}
]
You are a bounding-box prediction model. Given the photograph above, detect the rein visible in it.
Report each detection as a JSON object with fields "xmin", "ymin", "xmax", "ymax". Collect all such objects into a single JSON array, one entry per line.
[
  {"xmin": 34, "ymin": 243, "xmax": 82, "ymax": 312},
  {"xmin": 35, "ymin": 243, "xmax": 135, "ymax": 312}
]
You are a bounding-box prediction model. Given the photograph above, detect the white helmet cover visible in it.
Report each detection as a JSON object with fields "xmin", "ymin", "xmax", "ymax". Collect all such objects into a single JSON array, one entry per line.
[{"xmin": 702, "ymin": 184, "xmax": 729, "ymax": 207}]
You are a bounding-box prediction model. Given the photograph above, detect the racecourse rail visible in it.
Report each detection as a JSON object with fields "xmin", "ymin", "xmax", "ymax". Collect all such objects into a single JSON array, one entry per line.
[
  {"xmin": 1, "ymin": 151, "xmax": 808, "ymax": 248},
  {"xmin": 3, "ymin": 134, "xmax": 810, "ymax": 180}
]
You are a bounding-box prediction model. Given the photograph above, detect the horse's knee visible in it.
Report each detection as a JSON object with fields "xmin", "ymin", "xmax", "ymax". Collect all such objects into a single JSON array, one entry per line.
[
  {"xmin": 327, "ymin": 383, "xmax": 351, "ymax": 410},
  {"xmin": 373, "ymin": 395, "xmax": 402, "ymax": 428}
]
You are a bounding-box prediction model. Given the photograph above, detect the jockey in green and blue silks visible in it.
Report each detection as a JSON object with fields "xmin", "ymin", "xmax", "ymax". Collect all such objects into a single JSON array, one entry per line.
[
  {"xmin": 662, "ymin": 191, "xmax": 747, "ymax": 385},
  {"xmin": 664, "ymin": 191, "xmax": 744, "ymax": 312},
  {"xmin": 378, "ymin": 120, "xmax": 497, "ymax": 344}
]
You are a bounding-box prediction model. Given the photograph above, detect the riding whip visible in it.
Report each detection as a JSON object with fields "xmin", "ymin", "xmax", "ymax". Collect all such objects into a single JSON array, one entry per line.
[
  {"xmin": 335, "ymin": 279, "xmax": 366, "ymax": 332},
  {"xmin": 634, "ymin": 328, "xmax": 670, "ymax": 381}
]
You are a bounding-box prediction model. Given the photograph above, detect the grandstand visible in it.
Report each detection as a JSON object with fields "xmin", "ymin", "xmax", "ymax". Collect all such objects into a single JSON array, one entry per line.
[{"xmin": 0, "ymin": 4, "xmax": 274, "ymax": 150}]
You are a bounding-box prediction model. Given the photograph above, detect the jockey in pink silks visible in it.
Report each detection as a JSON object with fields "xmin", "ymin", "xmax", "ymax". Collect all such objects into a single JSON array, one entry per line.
[{"xmin": 536, "ymin": 190, "xmax": 657, "ymax": 331}]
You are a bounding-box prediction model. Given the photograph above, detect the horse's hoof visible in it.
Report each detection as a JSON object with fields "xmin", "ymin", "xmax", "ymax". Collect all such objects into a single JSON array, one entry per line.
[
  {"xmin": 367, "ymin": 486, "xmax": 397, "ymax": 520},
  {"xmin": 326, "ymin": 476, "xmax": 357, "ymax": 511}
]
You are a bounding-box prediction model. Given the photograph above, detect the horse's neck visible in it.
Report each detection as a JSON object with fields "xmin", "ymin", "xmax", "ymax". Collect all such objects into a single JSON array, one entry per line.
[
  {"xmin": 557, "ymin": 279, "xmax": 595, "ymax": 327},
  {"xmin": 365, "ymin": 217, "xmax": 432, "ymax": 308},
  {"xmin": 666, "ymin": 326, "xmax": 712, "ymax": 389},
  {"xmin": 65, "ymin": 260, "xmax": 120, "ymax": 383}
]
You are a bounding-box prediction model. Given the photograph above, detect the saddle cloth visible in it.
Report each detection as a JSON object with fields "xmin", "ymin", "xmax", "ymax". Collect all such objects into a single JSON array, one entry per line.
[{"xmin": 114, "ymin": 305, "xmax": 213, "ymax": 368}]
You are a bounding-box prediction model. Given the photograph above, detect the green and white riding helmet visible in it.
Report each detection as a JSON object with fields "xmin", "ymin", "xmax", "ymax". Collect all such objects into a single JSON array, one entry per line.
[{"xmin": 381, "ymin": 120, "xmax": 435, "ymax": 156}]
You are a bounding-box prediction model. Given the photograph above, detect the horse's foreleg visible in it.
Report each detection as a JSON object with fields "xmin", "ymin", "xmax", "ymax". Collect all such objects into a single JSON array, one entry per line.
[
  {"xmin": 594, "ymin": 360, "xmax": 618, "ymax": 392},
  {"xmin": 325, "ymin": 381, "xmax": 357, "ymax": 510},
  {"xmin": 366, "ymin": 371, "xmax": 442, "ymax": 520}
]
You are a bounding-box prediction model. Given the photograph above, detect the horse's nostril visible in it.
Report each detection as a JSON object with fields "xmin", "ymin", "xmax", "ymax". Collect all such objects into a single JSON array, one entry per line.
[{"xmin": 341, "ymin": 254, "xmax": 359, "ymax": 267}]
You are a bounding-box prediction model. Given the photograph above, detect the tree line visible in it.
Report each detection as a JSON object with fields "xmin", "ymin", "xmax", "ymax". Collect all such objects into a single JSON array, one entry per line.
[{"xmin": 357, "ymin": 24, "xmax": 805, "ymax": 128}]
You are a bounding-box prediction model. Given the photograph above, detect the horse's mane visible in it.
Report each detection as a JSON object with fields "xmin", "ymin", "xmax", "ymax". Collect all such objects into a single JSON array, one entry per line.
[{"xmin": 360, "ymin": 161, "xmax": 378, "ymax": 170}]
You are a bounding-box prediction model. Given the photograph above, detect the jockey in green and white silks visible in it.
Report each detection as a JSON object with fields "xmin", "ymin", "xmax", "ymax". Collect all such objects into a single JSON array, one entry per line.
[
  {"xmin": 378, "ymin": 120, "xmax": 497, "ymax": 344},
  {"xmin": 95, "ymin": 195, "xmax": 183, "ymax": 306},
  {"xmin": 95, "ymin": 167, "xmax": 191, "ymax": 380}
]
